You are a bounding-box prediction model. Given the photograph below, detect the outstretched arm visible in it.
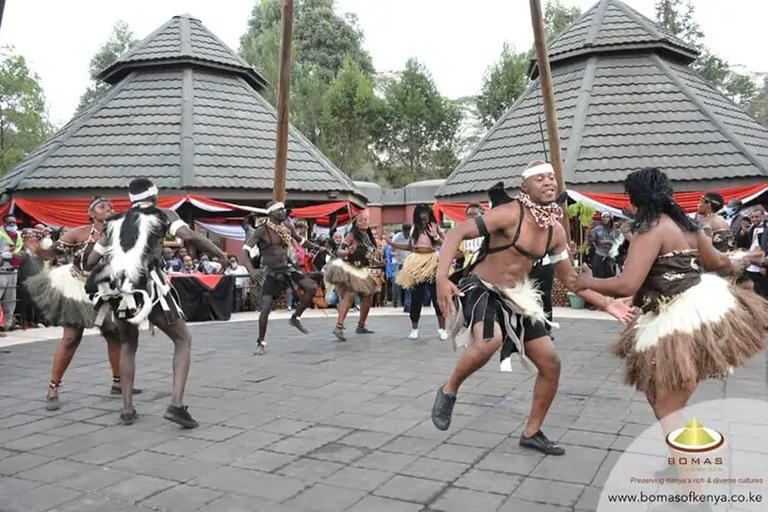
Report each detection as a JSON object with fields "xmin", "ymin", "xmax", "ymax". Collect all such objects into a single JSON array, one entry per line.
[
  {"xmin": 164, "ymin": 210, "xmax": 228, "ymax": 263},
  {"xmin": 573, "ymin": 229, "xmax": 661, "ymax": 298},
  {"xmin": 33, "ymin": 226, "xmax": 84, "ymax": 261},
  {"xmin": 551, "ymin": 226, "xmax": 636, "ymax": 323}
]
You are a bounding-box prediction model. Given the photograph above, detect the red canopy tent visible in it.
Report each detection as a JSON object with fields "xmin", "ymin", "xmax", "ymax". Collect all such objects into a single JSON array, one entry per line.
[{"xmin": 289, "ymin": 201, "xmax": 363, "ymax": 227}]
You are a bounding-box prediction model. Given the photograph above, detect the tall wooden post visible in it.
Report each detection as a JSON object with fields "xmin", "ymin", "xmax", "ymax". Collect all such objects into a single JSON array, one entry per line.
[
  {"xmin": 529, "ymin": 0, "xmax": 570, "ymax": 240},
  {"xmin": 273, "ymin": 0, "xmax": 294, "ymax": 203}
]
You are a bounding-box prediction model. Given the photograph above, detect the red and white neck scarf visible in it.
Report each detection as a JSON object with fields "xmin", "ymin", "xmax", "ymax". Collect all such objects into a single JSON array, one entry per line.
[{"xmin": 518, "ymin": 192, "xmax": 563, "ymax": 229}]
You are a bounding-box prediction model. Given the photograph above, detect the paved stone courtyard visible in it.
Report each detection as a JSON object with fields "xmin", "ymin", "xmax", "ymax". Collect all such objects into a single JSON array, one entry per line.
[{"xmin": 0, "ymin": 314, "xmax": 766, "ymax": 512}]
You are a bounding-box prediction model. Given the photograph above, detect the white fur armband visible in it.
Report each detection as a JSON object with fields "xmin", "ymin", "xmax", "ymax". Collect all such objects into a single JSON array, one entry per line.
[
  {"xmin": 548, "ymin": 250, "xmax": 569, "ymax": 264},
  {"xmin": 93, "ymin": 243, "xmax": 105, "ymax": 255},
  {"xmin": 242, "ymin": 245, "xmax": 252, "ymax": 252},
  {"xmin": 169, "ymin": 219, "xmax": 188, "ymax": 236}
]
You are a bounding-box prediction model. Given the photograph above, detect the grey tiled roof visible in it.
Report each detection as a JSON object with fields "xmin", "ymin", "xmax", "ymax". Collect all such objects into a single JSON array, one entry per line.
[
  {"xmin": 354, "ymin": 181, "xmax": 383, "ymax": 205},
  {"xmin": 99, "ymin": 14, "xmax": 267, "ymax": 90},
  {"xmin": 0, "ymin": 15, "xmax": 363, "ymax": 203},
  {"xmin": 547, "ymin": 0, "xmax": 698, "ymax": 66},
  {"xmin": 436, "ymin": 0, "xmax": 768, "ymax": 199}
]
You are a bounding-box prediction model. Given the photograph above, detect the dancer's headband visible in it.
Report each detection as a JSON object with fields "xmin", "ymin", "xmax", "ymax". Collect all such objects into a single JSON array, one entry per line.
[
  {"xmin": 522, "ymin": 162, "xmax": 555, "ymax": 180},
  {"xmin": 267, "ymin": 202, "xmax": 285, "ymax": 213},
  {"xmin": 88, "ymin": 196, "xmax": 110, "ymax": 213},
  {"xmin": 129, "ymin": 185, "xmax": 158, "ymax": 203}
]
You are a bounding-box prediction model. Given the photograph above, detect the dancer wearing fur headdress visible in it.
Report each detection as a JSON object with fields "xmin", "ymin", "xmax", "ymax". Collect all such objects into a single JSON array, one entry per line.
[
  {"xmin": 431, "ymin": 161, "xmax": 635, "ymax": 456},
  {"xmin": 573, "ymin": 168, "xmax": 767, "ymax": 415},
  {"xmin": 25, "ymin": 197, "xmax": 141, "ymax": 410},
  {"xmin": 85, "ymin": 178, "xmax": 228, "ymax": 427},
  {"xmin": 388, "ymin": 204, "xmax": 447, "ymax": 341},
  {"xmin": 241, "ymin": 201, "xmax": 320, "ymax": 355},
  {"xmin": 324, "ymin": 212, "xmax": 382, "ymax": 341}
]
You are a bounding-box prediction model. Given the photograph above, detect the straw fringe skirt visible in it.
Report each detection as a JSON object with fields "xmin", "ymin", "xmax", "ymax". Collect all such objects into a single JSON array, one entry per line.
[
  {"xmin": 396, "ymin": 252, "xmax": 439, "ymax": 289},
  {"xmin": 25, "ymin": 264, "xmax": 97, "ymax": 329},
  {"xmin": 613, "ymin": 273, "xmax": 768, "ymax": 399},
  {"xmin": 324, "ymin": 259, "xmax": 378, "ymax": 297}
]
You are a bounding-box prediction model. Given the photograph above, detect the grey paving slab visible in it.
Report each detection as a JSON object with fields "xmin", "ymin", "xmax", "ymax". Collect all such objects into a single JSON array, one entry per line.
[{"xmin": 0, "ymin": 316, "xmax": 765, "ymax": 512}]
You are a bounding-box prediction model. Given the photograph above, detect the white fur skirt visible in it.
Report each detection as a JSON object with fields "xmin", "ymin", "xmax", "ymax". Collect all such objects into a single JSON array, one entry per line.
[
  {"xmin": 25, "ymin": 264, "xmax": 98, "ymax": 329},
  {"xmin": 614, "ymin": 273, "xmax": 768, "ymax": 399},
  {"xmin": 448, "ymin": 274, "xmax": 549, "ymax": 374}
]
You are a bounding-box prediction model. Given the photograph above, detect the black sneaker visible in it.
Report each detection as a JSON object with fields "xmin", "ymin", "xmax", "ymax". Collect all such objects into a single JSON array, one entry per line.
[
  {"xmin": 289, "ymin": 316, "xmax": 309, "ymax": 334},
  {"xmin": 431, "ymin": 385, "xmax": 456, "ymax": 431},
  {"xmin": 519, "ymin": 430, "xmax": 565, "ymax": 455},
  {"xmin": 356, "ymin": 326, "xmax": 374, "ymax": 334},
  {"xmin": 120, "ymin": 408, "xmax": 138, "ymax": 426},
  {"xmin": 110, "ymin": 386, "xmax": 143, "ymax": 395},
  {"xmin": 163, "ymin": 405, "xmax": 199, "ymax": 429}
]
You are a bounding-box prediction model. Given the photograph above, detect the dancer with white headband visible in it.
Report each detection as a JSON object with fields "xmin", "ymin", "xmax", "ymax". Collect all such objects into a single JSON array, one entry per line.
[
  {"xmin": 26, "ymin": 196, "xmax": 142, "ymax": 410},
  {"xmin": 241, "ymin": 200, "xmax": 320, "ymax": 355},
  {"xmin": 431, "ymin": 160, "xmax": 635, "ymax": 456},
  {"xmin": 86, "ymin": 178, "xmax": 228, "ymax": 427}
]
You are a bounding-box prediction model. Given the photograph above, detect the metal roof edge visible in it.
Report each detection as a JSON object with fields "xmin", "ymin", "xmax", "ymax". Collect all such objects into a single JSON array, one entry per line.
[
  {"xmin": 0, "ymin": 73, "xmax": 138, "ymax": 194},
  {"xmin": 652, "ymin": 54, "xmax": 768, "ymax": 176}
]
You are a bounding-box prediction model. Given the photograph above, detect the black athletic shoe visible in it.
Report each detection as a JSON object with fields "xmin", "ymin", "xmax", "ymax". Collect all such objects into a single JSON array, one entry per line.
[
  {"xmin": 163, "ymin": 405, "xmax": 199, "ymax": 429},
  {"xmin": 356, "ymin": 326, "xmax": 374, "ymax": 334},
  {"xmin": 120, "ymin": 408, "xmax": 138, "ymax": 426},
  {"xmin": 110, "ymin": 386, "xmax": 143, "ymax": 395},
  {"xmin": 289, "ymin": 316, "xmax": 309, "ymax": 334},
  {"xmin": 519, "ymin": 430, "xmax": 565, "ymax": 455},
  {"xmin": 431, "ymin": 385, "xmax": 456, "ymax": 431}
]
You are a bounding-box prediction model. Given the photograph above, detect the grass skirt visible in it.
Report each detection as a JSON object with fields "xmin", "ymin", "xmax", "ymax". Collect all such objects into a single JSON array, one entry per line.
[
  {"xmin": 25, "ymin": 264, "xmax": 97, "ymax": 329},
  {"xmin": 613, "ymin": 273, "xmax": 768, "ymax": 400},
  {"xmin": 396, "ymin": 252, "xmax": 439, "ymax": 289},
  {"xmin": 324, "ymin": 259, "xmax": 378, "ymax": 297}
]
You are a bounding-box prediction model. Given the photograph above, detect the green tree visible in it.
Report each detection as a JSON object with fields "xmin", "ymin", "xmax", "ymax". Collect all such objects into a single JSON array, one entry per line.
[
  {"xmin": 78, "ymin": 21, "xmax": 139, "ymax": 112},
  {"xmin": 475, "ymin": 1, "xmax": 581, "ymax": 129},
  {"xmin": 475, "ymin": 44, "xmax": 529, "ymax": 129},
  {"xmin": 0, "ymin": 47, "xmax": 53, "ymax": 174},
  {"xmin": 746, "ymin": 77, "xmax": 768, "ymax": 127},
  {"xmin": 654, "ymin": 0, "xmax": 755, "ymax": 105},
  {"xmin": 375, "ymin": 59, "xmax": 461, "ymax": 187},
  {"xmin": 238, "ymin": 0, "xmax": 373, "ymax": 143},
  {"xmin": 544, "ymin": 0, "xmax": 582, "ymax": 42},
  {"xmin": 320, "ymin": 57, "xmax": 380, "ymax": 178}
]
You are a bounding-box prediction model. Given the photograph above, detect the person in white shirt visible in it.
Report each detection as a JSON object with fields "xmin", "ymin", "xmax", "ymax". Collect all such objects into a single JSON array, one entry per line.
[
  {"xmin": 390, "ymin": 224, "xmax": 411, "ymax": 310},
  {"xmin": 225, "ymin": 255, "xmax": 250, "ymax": 312}
]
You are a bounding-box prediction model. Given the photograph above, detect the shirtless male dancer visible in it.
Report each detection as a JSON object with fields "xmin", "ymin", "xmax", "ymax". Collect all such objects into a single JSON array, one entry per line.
[
  {"xmin": 86, "ymin": 178, "xmax": 228, "ymax": 427},
  {"xmin": 432, "ymin": 161, "xmax": 635, "ymax": 455},
  {"xmin": 242, "ymin": 200, "xmax": 319, "ymax": 355}
]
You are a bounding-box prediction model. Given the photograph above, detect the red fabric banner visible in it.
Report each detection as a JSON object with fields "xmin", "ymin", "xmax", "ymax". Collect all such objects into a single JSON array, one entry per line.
[
  {"xmin": 9, "ymin": 195, "xmax": 263, "ymax": 227},
  {"xmin": 436, "ymin": 183, "xmax": 767, "ymax": 222},
  {"xmin": 577, "ymin": 183, "xmax": 768, "ymax": 213}
]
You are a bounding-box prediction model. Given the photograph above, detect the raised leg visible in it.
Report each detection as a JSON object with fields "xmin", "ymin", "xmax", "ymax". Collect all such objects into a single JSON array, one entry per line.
[
  {"xmin": 289, "ymin": 276, "xmax": 317, "ymax": 334},
  {"xmin": 433, "ymin": 322, "xmax": 502, "ymax": 430}
]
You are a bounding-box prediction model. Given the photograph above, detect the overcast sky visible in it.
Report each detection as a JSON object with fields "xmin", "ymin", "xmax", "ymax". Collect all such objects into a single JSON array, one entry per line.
[{"xmin": 2, "ymin": 0, "xmax": 765, "ymax": 126}]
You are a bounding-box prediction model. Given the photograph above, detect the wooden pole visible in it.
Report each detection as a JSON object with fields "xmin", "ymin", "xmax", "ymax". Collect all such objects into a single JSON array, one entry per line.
[
  {"xmin": 529, "ymin": 0, "xmax": 571, "ymax": 240},
  {"xmin": 273, "ymin": 0, "xmax": 294, "ymax": 203}
]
